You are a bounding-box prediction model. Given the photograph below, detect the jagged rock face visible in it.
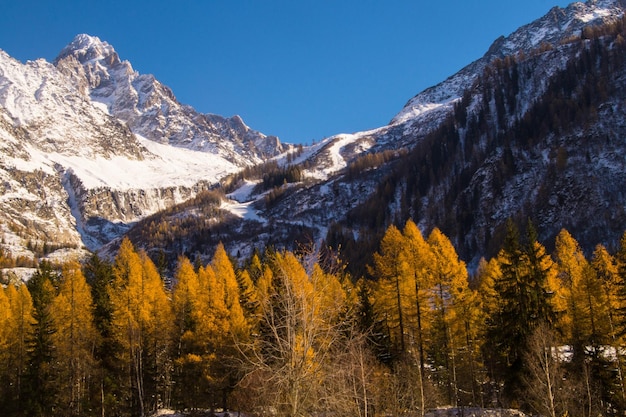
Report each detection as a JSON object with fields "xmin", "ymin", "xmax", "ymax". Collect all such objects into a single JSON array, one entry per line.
[
  {"xmin": 0, "ymin": 35, "xmax": 285, "ymax": 259},
  {"xmin": 64, "ymin": 169, "xmax": 214, "ymax": 250},
  {"xmin": 0, "ymin": 50, "xmax": 146, "ymax": 159},
  {"xmin": 55, "ymin": 34, "xmax": 287, "ymax": 166}
]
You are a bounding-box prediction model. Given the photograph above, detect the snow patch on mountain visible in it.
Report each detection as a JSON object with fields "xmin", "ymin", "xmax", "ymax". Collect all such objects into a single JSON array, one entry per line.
[
  {"xmin": 579, "ymin": 4, "xmax": 615, "ymax": 22},
  {"xmin": 220, "ymin": 199, "xmax": 266, "ymax": 224},
  {"xmin": 227, "ymin": 180, "xmax": 260, "ymax": 203}
]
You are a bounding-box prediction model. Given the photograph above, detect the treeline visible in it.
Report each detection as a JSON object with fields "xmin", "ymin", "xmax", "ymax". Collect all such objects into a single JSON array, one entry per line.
[
  {"xmin": 2, "ymin": 221, "xmax": 626, "ymax": 416},
  {"xmin": 346, "ymin": 149, "xmax": 407, "ymax": 180},
  {"xmin": 221, "ymin": 144, "xmax": 306, "ymax": 196}
]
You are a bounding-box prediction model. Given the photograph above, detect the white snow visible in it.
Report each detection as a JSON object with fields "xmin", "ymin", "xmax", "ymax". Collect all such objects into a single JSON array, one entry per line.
[
  {"xmin": 90, "ymin": 99, "xmax": 111, "ymax": 115},
  {"xmin": 227, "ymin": 179, "xmax": 260, "ymax": 202},
  {"xmin": 1, "ymin": 267, "xmax": 37, "ymax": 283},
  {"xmin": 579, "ymin": 7, "xmax": 613, "ymax": 23},
  {"xmin": 5, "ymin": 135, "xmax": 239, "ymax": 191},
  {"xmin": 393, "ymin": 101, "xmax": 447, "ymax": 126},
  {"xmin": 220, "ymin": 199, "xmax": 266, "ymax": 224}
]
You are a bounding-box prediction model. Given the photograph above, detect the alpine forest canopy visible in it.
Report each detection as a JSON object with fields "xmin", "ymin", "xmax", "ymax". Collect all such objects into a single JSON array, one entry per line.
[{"xmin": 2, "ymin": 224, "xmax": 626, "ymax": 417}]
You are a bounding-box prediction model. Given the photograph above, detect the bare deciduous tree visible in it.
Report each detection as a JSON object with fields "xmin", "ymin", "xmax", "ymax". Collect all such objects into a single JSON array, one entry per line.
[{"xmin": 522, "ymin": 322, "xmax": 564, "ymax": 417}]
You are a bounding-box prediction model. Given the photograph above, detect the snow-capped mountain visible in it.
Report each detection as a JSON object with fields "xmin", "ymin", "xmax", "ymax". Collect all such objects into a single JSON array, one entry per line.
[
  {"xmin": 0, "ymin": 36, "xmax": 286, "ymax": 260},
  {"xmin": 120, "ymin": 0, "xmax": 626, "ymax": 270},
  {"xmin": 55, "ymin": 34, "xmax": 285, "ymax": 165},
  {"xmin": 2, "ymin": 0, "xmax": 626, "ymax": 270}
]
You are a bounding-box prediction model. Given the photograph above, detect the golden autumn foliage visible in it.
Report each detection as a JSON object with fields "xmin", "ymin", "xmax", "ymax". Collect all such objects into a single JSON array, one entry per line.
[
  {"xmin": 50, "ymin": 261, "xmax": 98, "ymax": 416},
  {"xmin": 5, "ymin": 224, "xmax": 626, "ymax": 416},
  {"xmin": 109, "ymin": 238, "xmax": 172, "ymax": 415}
]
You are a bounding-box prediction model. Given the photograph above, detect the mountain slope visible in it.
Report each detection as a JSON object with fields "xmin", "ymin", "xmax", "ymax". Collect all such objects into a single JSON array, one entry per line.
[
  {"xmin": 0, "ymin": 37, "xmax": 286, "ymax": 260},
  {"xmin": 339, "ymin": 1, "xmax": 626, "ymax": 267},
  {"xmin": 119, "ymin": 0, "xmax": 626, "ymax": 272}
]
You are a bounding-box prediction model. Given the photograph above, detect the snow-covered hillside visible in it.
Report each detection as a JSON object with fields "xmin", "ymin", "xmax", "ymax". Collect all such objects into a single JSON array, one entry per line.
[
  {"xmin": 0, "ymin": 36, "xmax": 286, "ymax": 259},
  {"xmin": 392, "ymin": 0, "xmax": 626, "ymax": 126}
]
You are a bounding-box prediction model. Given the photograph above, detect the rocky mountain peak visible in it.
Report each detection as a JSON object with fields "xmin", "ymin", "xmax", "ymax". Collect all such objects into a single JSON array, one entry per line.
[
  {"xmin": 53, "ymin": 33, "xmax": 287, "ymax": 165},
  {"xmin": 0, "ymin": 32, "xmax": 289, "ymax": 260},
  {"xmin": 56, "ymin": 34, "xmax": 121, "ymax": 67}
]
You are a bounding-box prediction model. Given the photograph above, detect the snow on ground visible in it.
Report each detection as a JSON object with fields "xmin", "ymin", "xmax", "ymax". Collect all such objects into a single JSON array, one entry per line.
[
  {"xmin": 227, "ymin": 179, "xmax": 260, "ymax": 203},
  {"xmin": 579, "ymin": 5, "xmax": 613, "ymax": 23},
  {"xmin": 8, "ymin": 135, "xmax": 239, "ymax": 191},
  {"xmin": 151, "ymin": 408, "xmax": 524, "ymax": 417},
  {"xmin": 273, "ymin": 137, "xmax": 330, "ymax": 168},
  {"xmin": 1, "ymin": 267, "xmax": 37, "ymax": 283},
  {"xmin": 220, "ymin": 199, "xmax": 266, "ymax": 224},
  {"xmin": 302, "ymin": 128, "xmax": 380, "ymax": 181},
  {"xmin": 393, "ymin": 101, "xmax": 447, "ymax": 126},
  {"xmin": 326, "ymin": 133, "xmax": 362, "ymax": 170},
  {"xmin": 44, "ymin": 247, "xmax": 92, "ymax": 263},
  {"xmin": 426, "ymin": 408, "xmax": 528, "ymax": 417},
  {"xmin": 153, "ymin": 410, "xmax": 249, "ymax": 417}
]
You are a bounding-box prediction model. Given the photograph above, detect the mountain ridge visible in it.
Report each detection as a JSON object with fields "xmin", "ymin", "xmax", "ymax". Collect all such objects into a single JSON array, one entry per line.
[
  {"xmin": 1, "ymin": 0, "xmax": 625, "ymax": 270},
  {"xmin": 0, "ymin": 35, "xmax": 287, "ymax": 259}
]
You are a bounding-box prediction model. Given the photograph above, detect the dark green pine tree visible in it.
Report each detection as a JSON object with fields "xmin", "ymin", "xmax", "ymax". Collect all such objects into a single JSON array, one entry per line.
[
  {"xmin": 24, "ymin": 261, "xmax": 59, "ymax": 417},
  {"xmin": 523, "ymin": 220, "xmax": 558, "ymax": 329},
  {"xmin": 485, "ymin": 219, "xmax": 557, "ymax": 405},
  {"xmin": 83, "ymin": 254, "xmax": 123, "ymax": 416}
]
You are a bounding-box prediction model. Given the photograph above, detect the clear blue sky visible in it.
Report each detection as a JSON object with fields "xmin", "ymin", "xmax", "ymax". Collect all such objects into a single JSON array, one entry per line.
[{"xmin": 1, "ymin": 0, "xmax": 571, "ymax": 144}]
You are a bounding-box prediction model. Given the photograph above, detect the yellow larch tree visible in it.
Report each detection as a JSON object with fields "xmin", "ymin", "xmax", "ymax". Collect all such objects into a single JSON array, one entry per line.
[
  {"xmin": 370, "ymin": 224, "xmax": 410, "ymax": 355},
  {"xmin": 427, "ymin": 227, "xmax": 478, "ymax": 407},
  {"xmin": 592, "ymin": 244, "xmax": 620, "ymax": 340},
  {"xmin": 212, "ymin": 243, "xmax": 247, "ymax": 338},
  {"xmin": 0, "ymin": 285, "xmax": 13, "ymax": 409},
  {"xmin": 109, "ymin": 238, "xmax": 171, "ymax": 416},
  {"xmin": 4, "ymin": 283, "xmax": 34, "ymax": 413},
  {"xmin": 475, "ymin": 256, "xmax": 503, "ymax": 394},
  {"xmin": 310, "ymin": 262, "xmax": 347, "ymax": 325},
  {"xmin": 138, "ymin": 251, "xmax": 173, "ymax": 410},
  {"xmin": 401, "ymin": 219, "xmax": 435, "ymax": 416},
  {"xmin": 554, "ymin": 229, "xmax": 609, "ymax": 362},
  {"xmin": 198, "ymin": 263, "xmax": 228, "ymax": 334},
  {"xmin": 236, "ymin": 269, "xmax": 260, "ymax": 329},
  {"xmin": 475, "ymin": 256, "xmax": 502, "ymax": 326},
  {"xmin": 240, "ymin": 251, "xmax": 325, "ymax": 416},
  {"xmin": 591, "ymin": 243, "xmax": 626, "ymax": 401},
  {"xmin": 110, "ymin": 237, "xmax": 146, "ymax": 416},
  {"xmin": 211, "ymin": 243, "xmax": 249, "ymax": 409},
  {"xmin": 171, "ymin": 256, "xmax": 215, "ymax": 409},
  {"xmin": 255, "ymin": 263, "xmax": 274, "ymax": 304},
  {"xmin": 0, "ymin": 284, "xmax": 11, "ymax": 353},
  {"xmin": 50, "ymin": 260, "xmax": 98, "ymax": 416}
]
